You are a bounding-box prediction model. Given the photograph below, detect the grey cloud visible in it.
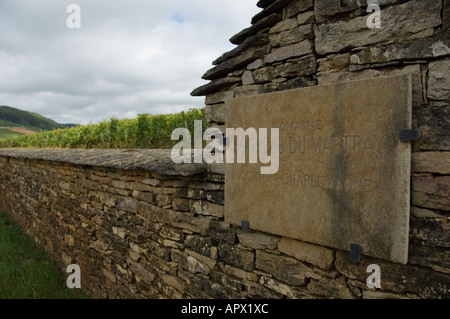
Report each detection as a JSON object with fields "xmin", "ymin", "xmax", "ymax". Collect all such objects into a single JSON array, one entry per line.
[{"xmin": 0, "ymin": 0, "xmax": 259, "ymax": 124}]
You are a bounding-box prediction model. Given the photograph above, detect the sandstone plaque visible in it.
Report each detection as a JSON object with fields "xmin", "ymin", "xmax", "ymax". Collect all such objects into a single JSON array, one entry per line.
[{"xmin": 225, "ymin": 75, "xmax": 412, "ymax": 264}]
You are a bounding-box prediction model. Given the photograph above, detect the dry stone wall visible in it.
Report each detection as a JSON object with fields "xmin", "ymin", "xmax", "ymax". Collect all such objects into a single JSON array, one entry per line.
[
  {"xmin": 191, "ymin": 0, "xmax": 450, "ymax": 298},
  {"xmin": 0, "ymin": 0, "xmax": 448, "ymax": 299}
]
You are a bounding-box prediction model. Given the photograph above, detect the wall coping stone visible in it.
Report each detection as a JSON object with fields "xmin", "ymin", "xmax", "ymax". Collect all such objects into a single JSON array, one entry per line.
[{"xmin": 0, "ymin": 149, "xmax": 206, "ymax": 176}]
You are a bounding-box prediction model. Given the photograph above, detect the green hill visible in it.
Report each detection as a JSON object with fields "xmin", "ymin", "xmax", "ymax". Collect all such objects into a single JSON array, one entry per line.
[{"xmin": 0, "ymin": 105, "xmax": 76, "ymax": 132}]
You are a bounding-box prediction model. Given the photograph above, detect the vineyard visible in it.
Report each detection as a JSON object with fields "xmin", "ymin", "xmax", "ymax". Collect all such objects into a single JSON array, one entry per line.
[{"xmin": 0, "ymin": 108, "xmax": 206, "ymax": 149}]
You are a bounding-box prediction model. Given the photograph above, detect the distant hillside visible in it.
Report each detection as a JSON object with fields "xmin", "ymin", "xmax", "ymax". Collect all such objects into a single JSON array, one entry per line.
[{"xmin": 0, "ymin": 105, "xmax": 77, "ymax": 132}]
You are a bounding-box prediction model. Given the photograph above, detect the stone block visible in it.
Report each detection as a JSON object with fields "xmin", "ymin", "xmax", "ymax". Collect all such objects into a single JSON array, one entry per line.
[
  {"xmin": 362, "ymin": 291, "xmax": 409, "ymax": 299},
  {"xmin": 297, "ymin": 11, "xmax": 315, "ymax": 25},
  {"xmin": 218, "ymin": 243, "xmax": 254, "ymax": 271},
  {"xmin": 156, "ymin": 194, "xmax": 172, "ymax": 207},
  {"xmin": 286, "ymin": 0, "xmax": 314, "ymax": 18},
  {"xmin": 205, "ymin": 104, "xmax": 226, "ymax": 124},
  {"xmin": 270, "ymin": 18, "xmax": 298, "ymax": 34},
  {"xmin": 315, "ymin": 0, "xmax": 442, "ymax": 55},
  {"xmin": 444, "ymin": 0, "xmax": 450, "ymax": 31},
  {"xmin": 209, "ymin": 221, "xmax": 235, "ymax": 245},
  {"xmin": 237, "ymin": 230, "xmax": 280, "ymax": 250},
  {"xmin": 172, "ymin": 198, "xmax": 190, "ymax": 212},
  {"xmin": 412, "ymin": 152, "xmax": 450, "ymax": 174},
  {"xmin": 221, "ymin": 264, "xmax": 258, "ymax": 282},
  {"xmin": 148, "ymin": 206, "xmax": 210, "ymax": 235},
  {"xmin": 186, "ymin": 248, "xmax": 217, "ymax": 269},
  {"xmin": 160, "ymin": 226, "xmax": 184, "ymax": 242},
  {"xmin": 410, "ymin": 217, "xmax": 450, "ymax": 248},
  {"xmin": 111, "ymin": 180, "xmax": 126, "ymax": 189},
  {"xmin": 318, "ymin": 53, "xmax": 350, "ymax": 74},
  {"xmin": 242, "ymin": 70, "xmax": 255, "ymax": 85},
  {"xmin": 187, "ymin": 188, "xmax": 206, "ymax": 200},
  {"xmin": 269, "ymin": 24, "xmax": 313, "ymax": 47},
  {"xmin": 252, "ymin": 66, "xmax": 275, "ymax": 83},
  {"xmin": 247, "ymin": 59, "xmax": 264, "ymax": 70},
  {"xmin": 278, "ymin": 237, "xmax": 334, "ymax": 270},
  {"xmin": 350, "ymin": 32, "xmax": 450, "ymax": 65},
  {"xmin": 335, "ymin": 250, "xmax": 450, "ymax": 298},
  {"xmin": 210, "ymin": 270, "xmax": 246, "ymax": 292},
  {"xmin": 307, "ymin": 277, "xmax": 355, "ymax": 299},
  {"xmin": 112, "ymin": 226, "xmax": 126, "ymax": 239},
  {"xmin": 255, "ymin": 250, "xmax": 308, "ymax": 285},
  {"xmin": 188, "ymin": 182, "xmax": 222, "ymax": 191},
  {"xmin": 213, "ymin": 34, "xmax": 269, "ymax": 66},
  {"xmin": 428, "ymin": 59, "xmax": 450, "ymax": 100},
  {"xmin": 411, "ymin": 207, "xmax": 444, "ymax": 219},
  {"xmin": 98, "ymin": 191, "xmax": 117, "ymax": 207},
  {"xmin": 257, "ymin": 0, "xmax": 277, "ymax": 9},
  {"xmin": 244, "ymin": 280, "xmax": 284, "ymax": 299},
  {"xmin": 132, "ymin": 190, "xmax": 155, "ymax": 204},
  {"xmin": 251, "ymin": 0, "xmax": 291, "ymax": 25},
  {"xmin": 317, "ymin": 64, "xmax": 423, "ymax": 106},
  {"xmin": 205, "ymin": 90, "xmax": 234, "ymax": 105},
  {"xmin": 413, "ymin": 102, "xmax": 450, "ymax": 151},
  {"xmin": 191, "ymin": 77, "xmax": 241, "ymax": 97},
  {"xmin": 263, "ymin": 76, "xmax": 316, "ymax": 93},
  {"xmin": 162, "ymin": 274, "xmax": 186, "ymax": 294},
  {"xmin": 409, "ymin": 244, "xmax": 450, "ymax": 273},
  {"xmin": 234, "ymin": 85, "xmax": 264, "ymax": 98},
  {"xmin": 206, "ymin": 191, "xmax": 224, "ymax": 205},
  {"xmin": 315, "ymin": 0, "xmax": 401, "ymax": 24},
  {"xmin": 142, "ymin": 178, "xmax": 160, "ymax": 186},
  {"xmin": 412, "ymin": 175, "xmax": 450, "ymax": 211},
  {"xmin": 273, "ymin": 56, "xmax": 316, "ymax": 77},
  {"xmin": 117, "ymin": 197, "xmax": 137, "ymax": 213},
  {"xmin": 202, "ymin": 47, "xmax": 266, "ymax": 81},
  {"xmin": 264, "ymin": 40, "xmax": 313, "ymax": 63},
  {"xmin": 103, "ymin": 268, "xmax": 117, "ymax": 283},
  {"xmin": 259, "ymin": 276, "xmax": 301, "ymax": 298},
  {"xmin": 230, "ymin": 14, "xmax": 282, "ymax": 45},
  {"xmin": 190, "ymin": 200, "xmax": 224, "ymax": 218},
  {"xmin": 185, "ymin": 235, "xmax": 212, "ymax": 256},
  {"xmin": 64, "ymin": 234, "xmax": 74, "ymax": 247}
]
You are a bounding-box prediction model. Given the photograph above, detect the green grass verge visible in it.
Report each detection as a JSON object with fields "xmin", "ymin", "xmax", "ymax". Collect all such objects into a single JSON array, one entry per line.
[
  {"xmin": 0, "ymin": 211, "xmax": 88, "ymax": 299},
  {"xmin": 0, "ymin": 128, "xmax": 24, "ymax": 141}
]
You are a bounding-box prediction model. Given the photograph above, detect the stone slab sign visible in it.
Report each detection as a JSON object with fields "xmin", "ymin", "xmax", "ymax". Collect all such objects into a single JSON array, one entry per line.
[{"xmin": 225, "ymin": 75, "xmax": 412, "ymax": 264}]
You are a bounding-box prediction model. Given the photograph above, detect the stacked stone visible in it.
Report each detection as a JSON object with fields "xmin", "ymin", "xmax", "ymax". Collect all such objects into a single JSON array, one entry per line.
[
  {"xmin": 0, "ymin": 150, "xmax": 224, "ymax": 298},
  {"xmin": 189, "ymin": 0, "xmax": 450, "ymax": 299},
  {"xmin": 0, "ymin": 146, "xmax": 448, "ymax": 298},
  {"xmin": 312, "ymin": 0, "xmax": 450, "ymax": 297},
  {"xmin": 192, "ymin": 0, "xmax": 319, "ymax": 128},
  {"xmin": 0, "ymin": 0, "xmax": 448, "ymax": 300}
]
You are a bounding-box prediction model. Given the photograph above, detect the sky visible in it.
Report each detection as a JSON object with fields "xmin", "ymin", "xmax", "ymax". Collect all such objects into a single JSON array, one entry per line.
[{"xmin": 0, "ymin": 1, "xmax": 260, "ymax": 124}]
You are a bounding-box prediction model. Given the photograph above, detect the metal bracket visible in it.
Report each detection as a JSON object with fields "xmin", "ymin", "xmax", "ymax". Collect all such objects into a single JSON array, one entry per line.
[
  {"xmin": 350, "ymin": 243, "xmax": 362, "ymax": 263},
  {"xmin": 241, "ymin": 220, "xmax": 249, "ymax": 233},
  {"xmin": 399, "ymin": 129, "xmax": 422, "ymax": 142}
]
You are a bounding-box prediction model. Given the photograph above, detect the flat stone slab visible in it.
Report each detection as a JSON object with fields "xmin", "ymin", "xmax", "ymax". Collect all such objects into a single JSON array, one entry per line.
[
  {"xmin": 225, "ymin": 75, "xmax": 412, "ymax": 264},
  {"xmin": 0, "ymin": 149, "xmax": 206, "ymax": 176}
]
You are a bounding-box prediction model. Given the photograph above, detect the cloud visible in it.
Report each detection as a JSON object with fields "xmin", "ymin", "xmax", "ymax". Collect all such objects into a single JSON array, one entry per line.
[{"xmin": 0, "ymin": 0, "xmax": 260, "ymax": 124}]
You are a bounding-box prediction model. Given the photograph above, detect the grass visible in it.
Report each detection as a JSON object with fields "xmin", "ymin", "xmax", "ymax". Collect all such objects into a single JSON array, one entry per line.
[
  {"xmin": 0, "ymin": 211, "xmax": 88, "ymax": 299},
  {"xmin": 0, "ymin": 128, "xmax": 24, "ymax": 141}
]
